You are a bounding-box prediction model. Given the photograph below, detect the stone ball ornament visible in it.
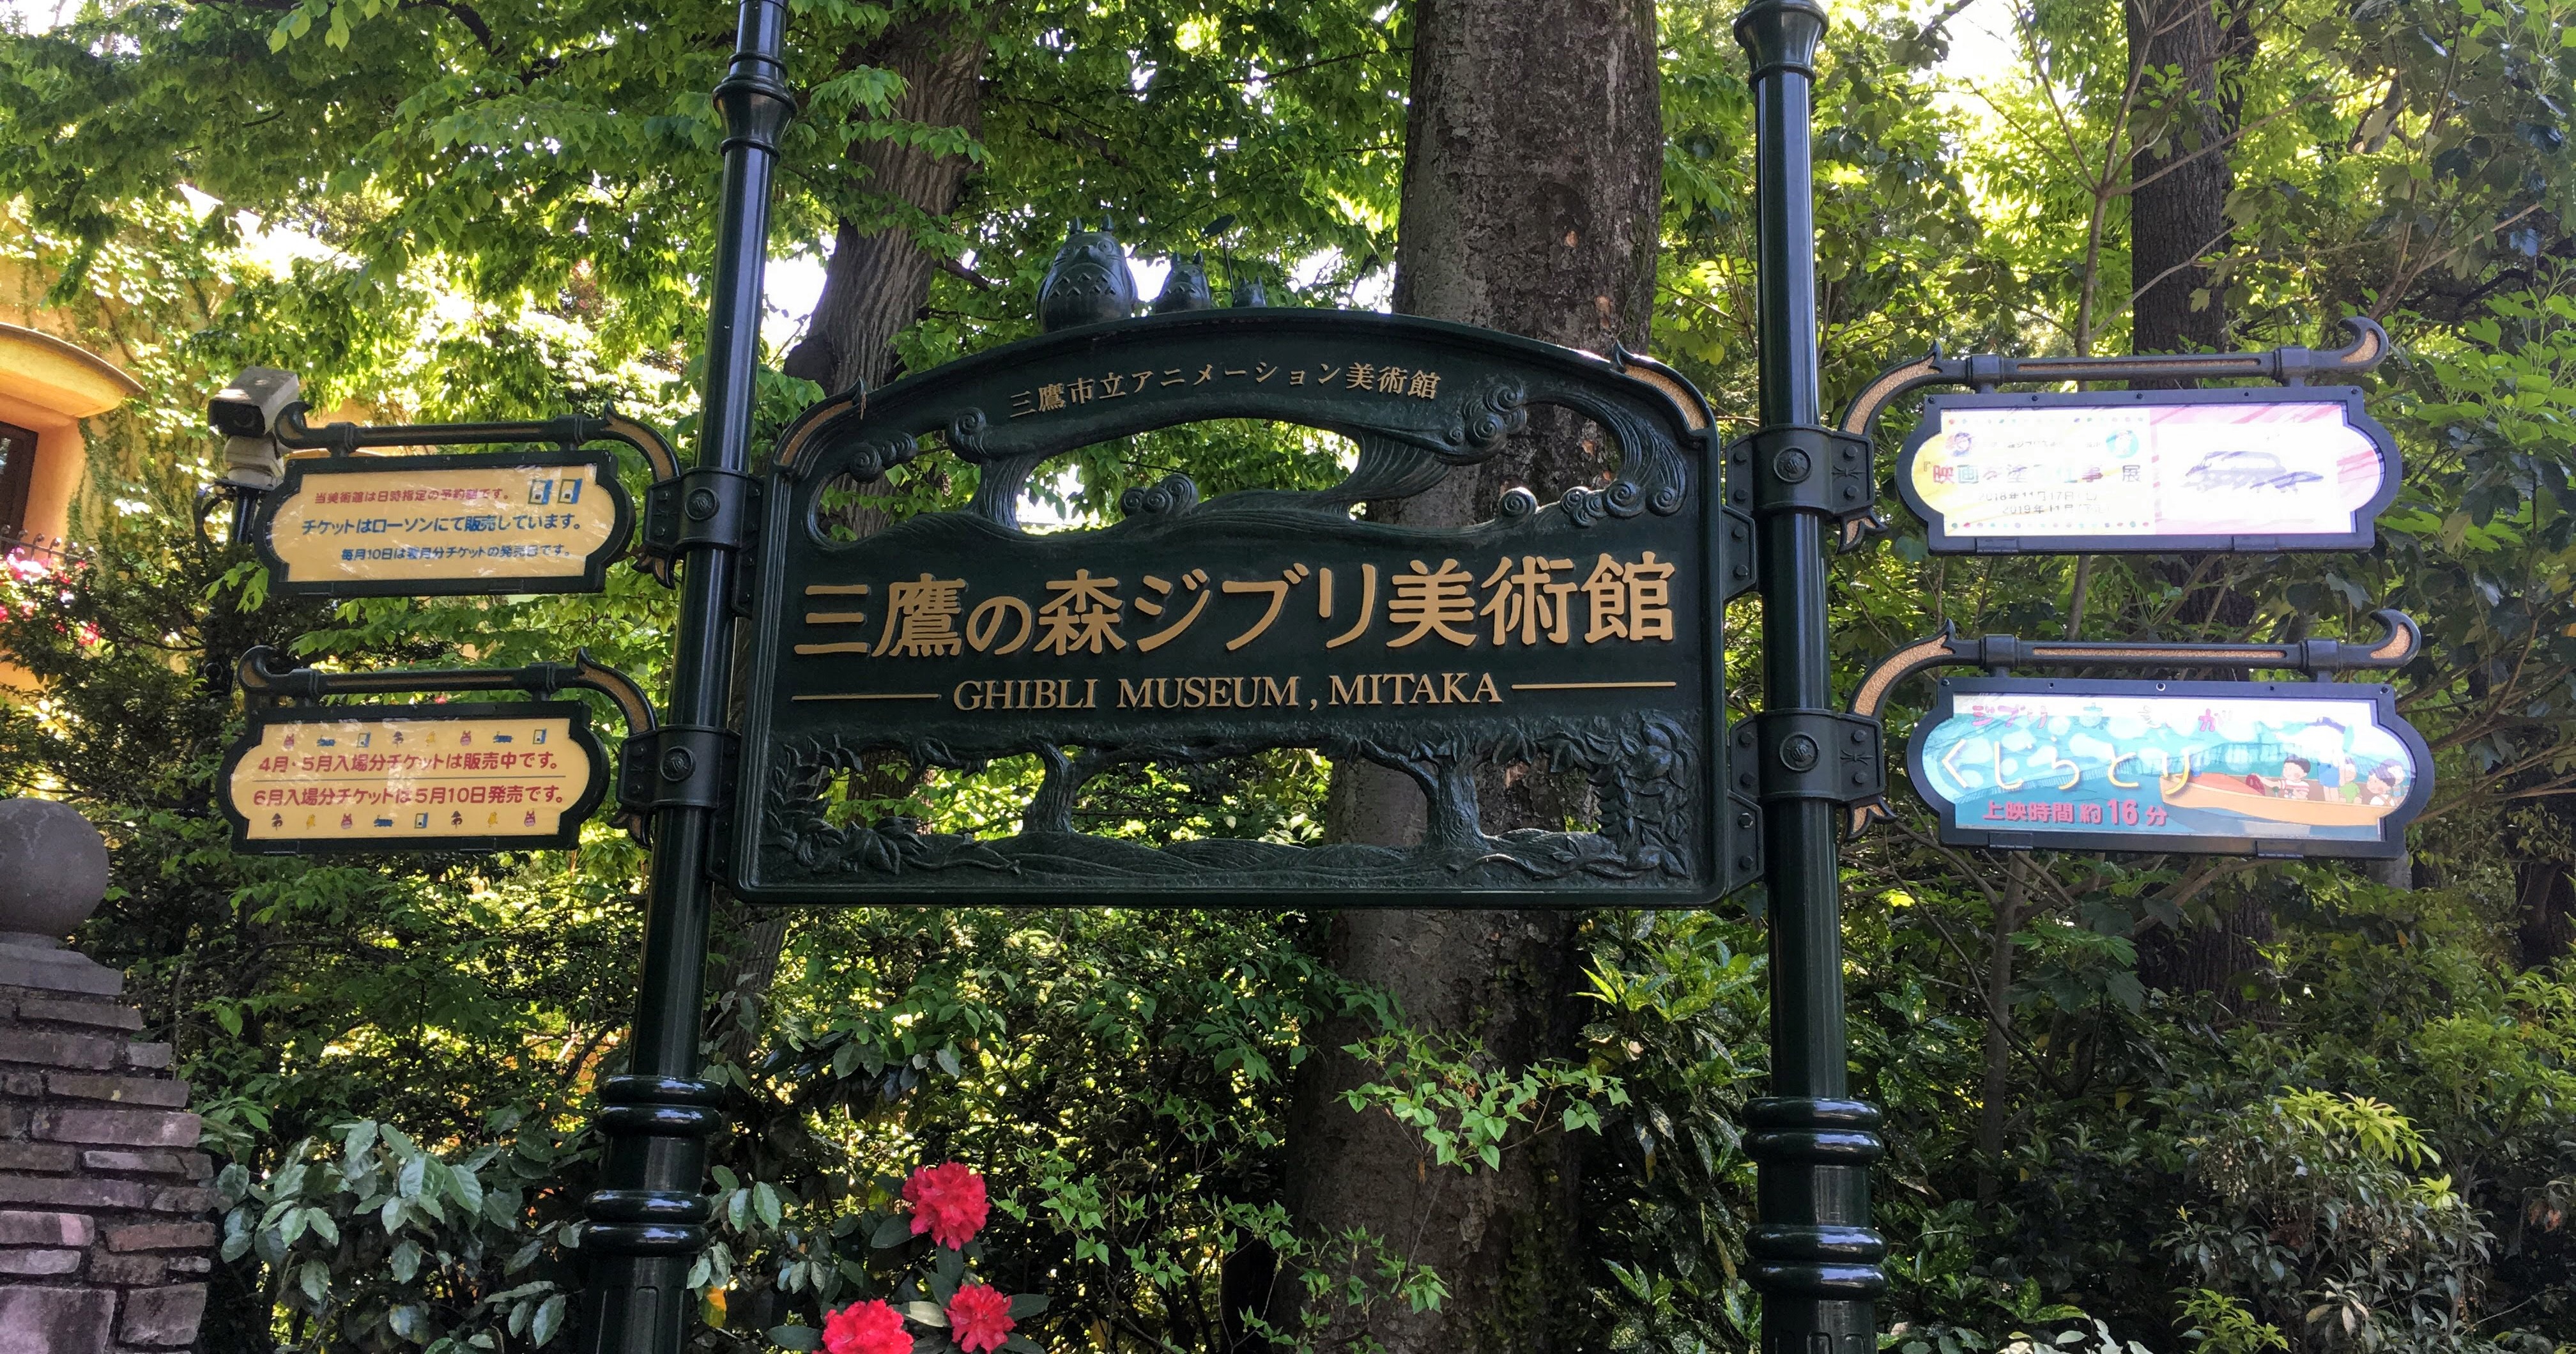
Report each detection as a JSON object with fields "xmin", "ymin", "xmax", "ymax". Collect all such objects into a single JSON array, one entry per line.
[{"xmin": 0, "ymin": 796, "xmax": 112, "ymax": 942}]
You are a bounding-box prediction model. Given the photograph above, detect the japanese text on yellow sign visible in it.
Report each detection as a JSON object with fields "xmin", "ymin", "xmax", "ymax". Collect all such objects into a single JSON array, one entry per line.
[
  {"xmin": 227, "ymin": 711, "xmax": 594, "ymax": 844},
  {"xmin": 263, "ymin": 460, "xmax": 622, "ymax": 588}
]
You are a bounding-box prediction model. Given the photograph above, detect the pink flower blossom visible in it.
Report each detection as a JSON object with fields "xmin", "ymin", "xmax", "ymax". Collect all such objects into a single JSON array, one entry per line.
[
  {"xmin": 901, "ymin": 1162, "xmax": 988, "ymax": 1250},
  {"xmin": 944, "ymin": 1282, "xmax": 1015, "ymax": 1354},
  {"xmin": 821, "ymin": 1298, "xmax": 910, "ymax": 1354}
]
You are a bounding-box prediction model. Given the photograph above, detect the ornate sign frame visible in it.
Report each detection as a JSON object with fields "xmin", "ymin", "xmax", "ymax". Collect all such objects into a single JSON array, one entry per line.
[
  {"xmin": 728, "ymin": 309, "xmax": 1758, "ymax": 907},
  {"xmin": 249, "ymin": 449, "xmax": 636, "ymax": 597},
  {"xmin": 1896, "ymin": 385, "xmax": 2400, "ymax": 555},
  {"xmin": 219, "ymin": 700, "xmax": 611, "ymax": 854},
  {"xmin": 1905, "ymin": 676, "xmax": 2431, "ymax": 859}
]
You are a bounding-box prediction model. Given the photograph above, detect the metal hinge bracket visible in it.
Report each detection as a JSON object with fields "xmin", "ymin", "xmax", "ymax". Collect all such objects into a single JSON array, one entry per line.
[
  {"xmin": 638, "ymin": 467, "xmax": 761, "ymax": 575},
  {"xmin": 618, "ymin": 724, "xmax": 739, "ymax": 819},
  {"xmin": 1724, "ymin": 425, "xmax": 1877, "ymax": 525},
  {"xmin": 1735, "ymin": 709, "xmax": 1885, "ymax": 807}
]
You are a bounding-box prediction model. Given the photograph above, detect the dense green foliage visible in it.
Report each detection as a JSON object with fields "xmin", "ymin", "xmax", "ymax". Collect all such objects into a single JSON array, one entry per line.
[{"xmin": 3, "ymin": 0, "xmax": 2575, "ymax": 1350}]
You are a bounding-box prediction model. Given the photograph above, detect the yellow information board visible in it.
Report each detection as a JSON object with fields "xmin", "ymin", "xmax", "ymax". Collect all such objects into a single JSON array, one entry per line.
[
  {"xmin": 220, "ymin": 702, "xmax": 608, "ymax": 853},
  {"xmin": 252, "ymin": 450, "xmax": 633, "ymax": 596}
]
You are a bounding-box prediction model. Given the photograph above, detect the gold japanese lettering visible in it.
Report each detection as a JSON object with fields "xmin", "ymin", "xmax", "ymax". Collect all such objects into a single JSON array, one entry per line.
[
  {"xmin": 1577, "ymin": 551, "xmax": 1680, "ymax": 643},
  {"xmin": 873, "ymin": 574, "xmax": 967, "ymax": 656},
  {"xmin": 1222, "ymin": 564, "xmax": 1311, "ymax": 650},
  {"xmin": 1479, "ymin": 555, "xmax": 1577, "ymax": 645},
  {"xmin": 795, "ymin": 583, "xmax": 873, "ymax": 656},
  {"xmin": 965, "ymin": 596, "xmax": 1033, "ymax": 655},
  {"xmin": 1583, "ymin": 554, "xmax": 1629, "ymax": 642},
  {"xmin": 1324, "ymin": 564, "xmax": 1377, "ymax": 649},
  {"xmin": 1134, "ymin": 569, "xmax": 1213, "ymax": 652},
  {"xmin": 1385, "ymin": 558, "xmax": 1478, "ymax": 648},
  {"xmin": 1627, "ymin": 550, "xmax": 1675, "ymax": 641},
  {"xmin": 1035, "ymin": 570, "xmax": 1126, "ymax": 655}
]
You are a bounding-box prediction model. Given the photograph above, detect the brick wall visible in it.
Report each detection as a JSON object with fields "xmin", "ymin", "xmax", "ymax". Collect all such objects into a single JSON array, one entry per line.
[{"xmin": 1, "ymin": 943, "xmax": 218, "ymax": 1354}]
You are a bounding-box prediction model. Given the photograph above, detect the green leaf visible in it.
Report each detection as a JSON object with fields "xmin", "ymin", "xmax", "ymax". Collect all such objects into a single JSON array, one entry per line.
[
  {"xmin": 769, "ymin": 1327, "xmax": 822, "ymax": 1351},
  {"xmin": 871, "ymin": 1213, "xmax": 914, "ymax": 1247},
  {"xmin": 1008, "ymin": 1293, "xmax": 1050, "ymax": 1318},
  {"xmin": 531, "ymin": 1294, "xmax": 567, "ymax": 1346},
  {"xmin": 905, "ymin": 1302, "xmax": 949, "ymax": 1327}
]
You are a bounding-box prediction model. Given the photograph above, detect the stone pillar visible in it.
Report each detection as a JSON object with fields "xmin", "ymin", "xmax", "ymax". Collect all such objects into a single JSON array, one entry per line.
[{"xmin": 0, "ymin": 799, "xmax": 217, "ymax": 1353}]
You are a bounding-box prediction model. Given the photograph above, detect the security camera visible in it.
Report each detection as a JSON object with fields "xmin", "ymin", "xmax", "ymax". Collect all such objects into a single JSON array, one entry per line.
[
  {"xmin": 208, "ymin": 367, "xmax": 301, "ymax": 439},
  {"xmin": 220, "ymin": 435, "xmax": 282, "ymax": 491}
]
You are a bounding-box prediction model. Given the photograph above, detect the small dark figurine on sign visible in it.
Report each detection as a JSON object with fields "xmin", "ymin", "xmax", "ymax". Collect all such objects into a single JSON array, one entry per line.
[
  {"xmin": 1151, "ymin": 253, "xmax": 1215, "ymax": 314},
  {"xmin": 1038, "ymin": 222, "xmax": 1138, "ymax": 332}
]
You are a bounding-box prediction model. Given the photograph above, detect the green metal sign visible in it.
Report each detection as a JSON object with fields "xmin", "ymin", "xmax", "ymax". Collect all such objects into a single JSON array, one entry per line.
[{"xmin": 731, "ymin": 309, "xmax": 1759, "ymax": 906}]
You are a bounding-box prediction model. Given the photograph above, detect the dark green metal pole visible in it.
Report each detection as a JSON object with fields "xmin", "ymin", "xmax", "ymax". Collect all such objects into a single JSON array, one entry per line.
[
  {"xmin": 578, "ymin": 3, "xmax": 793, "ymax": 1351},
  {"xmin": 1734, "ymin": 3, "xmax": 1888, "ymax": 1351}
]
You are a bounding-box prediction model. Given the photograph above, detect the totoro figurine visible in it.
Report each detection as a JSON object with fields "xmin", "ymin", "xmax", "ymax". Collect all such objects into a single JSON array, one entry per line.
[
  {"xmin": 1038, "ymin": 222, "xmax": 1138, "ymax": 332},
  {"xmin": 1151, "ymin": 253, "xmax": 1215, "ymax": 314},
  {"xmin": 1229, "ymin": 275, "xmax": 1271, "ymax": 308}
]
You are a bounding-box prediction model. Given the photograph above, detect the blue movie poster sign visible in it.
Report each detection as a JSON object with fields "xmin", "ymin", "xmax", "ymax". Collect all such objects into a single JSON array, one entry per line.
[{"xmin": 1907, "ymin": 677, "xmax": 2431, "ymax": 858}]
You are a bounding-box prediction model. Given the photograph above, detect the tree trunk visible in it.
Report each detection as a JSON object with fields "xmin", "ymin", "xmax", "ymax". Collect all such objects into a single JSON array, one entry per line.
[
  {"xmin": 2137, "ymin": 885, "xmax": 2275, "ymax": 1015},
  {"xmin": 2514, "ymin": 861, "xmax": 2574, "ymax": 968},
  {"xmin": 779, "ymin": 13, "xmax": 990, "ymax": 395},
  {"xmin": 2123, "ymin": 0, "xmax": 2246, "ymax": 364},
  {"xmin": 1280, "ymin": 1, "xmax": 1661, "ymax": 1350}
]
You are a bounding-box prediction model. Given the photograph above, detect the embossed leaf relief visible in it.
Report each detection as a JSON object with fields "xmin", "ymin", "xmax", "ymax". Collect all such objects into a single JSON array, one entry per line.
[{"xmin": 755, "ymin": 712, "xmax": 1699, "ymax": 892}]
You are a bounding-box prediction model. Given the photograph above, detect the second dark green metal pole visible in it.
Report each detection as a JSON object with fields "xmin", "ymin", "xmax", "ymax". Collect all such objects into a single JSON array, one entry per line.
[
  {"xmin": 1735, "ymin": 2, "xmax": 1889, "ymax": 1351},
  {"xmin": 578, "ymin": 3, "xmax": 794, "ymax": 1351}
]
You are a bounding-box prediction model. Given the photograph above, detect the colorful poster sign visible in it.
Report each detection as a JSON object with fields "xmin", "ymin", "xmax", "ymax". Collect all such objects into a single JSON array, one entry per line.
[
  {"xmin": 252, "ymin": 450, "xmax": 633, "ymax": 596},
  {"xmin": 219, "ymin": 702, "xmax": 608, "ymax": 853},
  {"xmin": 1907, "ymin": 678, "xmax": 2430, "ymax": 858},
  {"xmin": 1898, "ymin": 387, "xmax": 2398, "ymax": 553}
]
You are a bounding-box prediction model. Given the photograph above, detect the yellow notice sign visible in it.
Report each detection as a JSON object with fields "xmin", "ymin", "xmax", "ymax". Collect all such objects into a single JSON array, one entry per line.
[
  {"xmin": 253, "ymin": 450, "xmax": 633, "ymax": 596},
  {"xmin": 221, "ymin": 703, "xmax": 607, "ymax": 853}
]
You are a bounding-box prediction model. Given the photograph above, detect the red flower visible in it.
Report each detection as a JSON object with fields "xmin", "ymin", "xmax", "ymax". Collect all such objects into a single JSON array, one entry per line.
[
  {"xmin": 821, "ymin": 1298, "xmax": 911, "ymax": 1354},
  {"xmin": 902, "ymin": 1162, "xmax": 988, "ymax": 1250},
  {"xmin": 944, "ymin": 1282, "xmax": 1015, "ymax": 1354}
]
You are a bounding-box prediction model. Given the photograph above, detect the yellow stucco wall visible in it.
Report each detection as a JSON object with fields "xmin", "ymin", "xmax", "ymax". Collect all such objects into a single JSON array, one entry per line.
[{"xmin": 0, "ymin": 323, "xmax": 142, "ymax": 551}]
